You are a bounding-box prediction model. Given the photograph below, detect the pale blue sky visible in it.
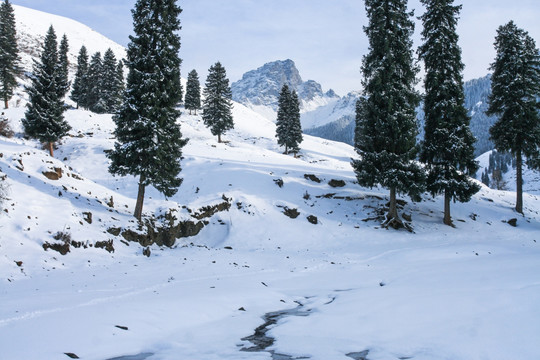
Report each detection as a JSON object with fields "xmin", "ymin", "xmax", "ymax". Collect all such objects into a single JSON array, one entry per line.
[{"xmin": 12, "ymin": 0, "xmax": 540, "ymax": 95}]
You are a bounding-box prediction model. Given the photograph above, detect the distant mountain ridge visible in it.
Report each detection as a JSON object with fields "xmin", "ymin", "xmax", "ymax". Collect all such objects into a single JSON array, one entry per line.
[{"xmin": 231, "ymin": 59, "xmax": 339, "ymax": 120}]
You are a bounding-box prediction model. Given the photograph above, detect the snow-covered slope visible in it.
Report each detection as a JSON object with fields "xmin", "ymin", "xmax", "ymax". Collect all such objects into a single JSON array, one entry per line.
[{"xmin": 1, "ymin": 6, "xmax": 540, "ymax": 360}]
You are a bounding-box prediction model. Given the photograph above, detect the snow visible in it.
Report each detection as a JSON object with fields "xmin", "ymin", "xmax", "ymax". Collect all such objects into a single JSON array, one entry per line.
[{"xmin": 1, "ymin": 5, "xmax": 540, "ymax": 360}]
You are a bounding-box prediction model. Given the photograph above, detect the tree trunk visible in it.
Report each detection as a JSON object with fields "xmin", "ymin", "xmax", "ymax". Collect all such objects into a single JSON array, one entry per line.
[
  {"xmin": 189, "ymin": 109, "xmax": 191, "ymax": 115},
  {"xmin": 285, "ymin": 145, "xmax": 288, "ymax": 155},
  {"xmin": 134, "ymin": 175, "xmax": 146, "ymax": 221},
  {"xmin": 443, "ymin": 190, "xmax": 452, "ymax": 226},
  {"xmin": 387, "ymin": 187, "xmax": 398, "ymax": 221},
  {"xmin": 516, "ymin": 151, "xmax": 523, "ymax": 214},
  {"xmin": 4, "ymin": 99, "xmax": 8, "ymax": 109},
  {"xmin": 218, "ymin": 133, "xmax": 222, "ymax": 143},
  {"xmin": 48, "ymin": 142, "xmax": 54, "ymax": 157}
]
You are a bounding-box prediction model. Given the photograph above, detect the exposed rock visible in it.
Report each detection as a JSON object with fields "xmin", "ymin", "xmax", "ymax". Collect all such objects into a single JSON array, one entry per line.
[
  {"xmin": 307, "ymin": 215, "xmax": 318, "ymax": 224},
  {"xmin": 95, "ymin": 240, "xmax": 114, "ymax": 253},
  {"xmin": 304, "ymin": 174, "xmax": 321, "ymax": 183},
  {"xmin": 42, "ymin": 167, "xmax": 63, "ymax": 180},
  {"xmin": 283, "ymin": 207, "xmax": 300, "ymax": 219},
  {"xmin": 402, "ymin": 213, "xmax": 412, "ymax": 222},
  {"xmin": 328, "ymin": 179, "xmax": 346, "ymax": 188},
  {"xmin": 191, "ymin": 196, "xmax": 231, "ymax": 220},
  {"xmin": 82, "ymin": 211, "xmax": 92, "ymax": 224},
  {"xmin": 143, "ymin": 247, "xmax": 151, "ymax": 257},
  {"xmin": 64, "ymin": 353, "xmax": 80, "ymax": 359},
  {"xmin": 507, "ymin": 218, "xmax": 517, "ymax": 227},
  {"xmin": 273, "ymin": 178, "xmax": 284, "ymax": 188},
  {"xmin": 107, "ymin": 227, "xmax": 122, "ymax": 236}
]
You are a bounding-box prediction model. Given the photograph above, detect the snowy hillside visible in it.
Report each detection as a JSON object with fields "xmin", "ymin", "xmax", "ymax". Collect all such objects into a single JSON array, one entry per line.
[
  {"xmin": 9, "ymin": 5, "xmax": 126, "ymax": 107},
  {"xmin": 1, "ymin": 5, "xmax": 540, "ymax": 360}
]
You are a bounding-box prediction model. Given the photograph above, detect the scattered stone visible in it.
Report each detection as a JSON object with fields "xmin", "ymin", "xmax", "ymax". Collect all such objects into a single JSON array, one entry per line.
[
  {"xmin": 306, "ymin": 215, "xmax": 318, "ymax": 225},
  {"xmin": 224, "ymin": 246, "xmax": 233, "ymax": 250},
  {"xmin": 15, "ymin": 261, "xmax": 23, "ymax": 267},
  {"xmin": 303, "ymin": 174, "xmax": 321, "ymax": 183},
  {"xmin": 402, "ymin": 213, "xmax": 412, "ymax": 222},
  {"xmin": 42, "ymin": 167, "xmax": 63, "ymax": 180},
  {"xmin": 143, "ymin": 247, "xmax": 151, "ymax": 257},
  {"xmin": 507, "ymin": 218, "xmax": 518, "ymax": 227},
  {"xmin": 273, "ymin": 178, "xmax": 284, "ymax": 188},
  {"xmin": 64, "ymin": 353, "xmax": 79, "ymax": 359},
  {"xmin": 107, "ymin": 196, "xmax": 114, "ymax": 208},
  {"xmin": 95, "ymin": 240, "xmax": 115, "ymax": 253},
  {"xmin": 346, "ymin": 350, "xmax": 370, "ymax": 360},
  {"xmin": 238, "ymin": 307, "xmax": 246, "ymax": 311},
  {"xmin": 115, "ymin": 325, "xmax": 128, "ymax": 331},
  {"xmin": 82, "ymin": 212, "xmax": 93, "ymax": 224},
  {"xmin": 470, "ymin": 213, "xmax": 478, "ymax": 221},
  {"xmin": 283, "ymin": 207, "xmax": 300, "ymax": 219},
  {"xmin": 328, "ymin": 179, "xmax": 346, "ymax": 188},
  {"xmin": 107, "ymin": 227, "xmax": 122, "ymax": 236}
]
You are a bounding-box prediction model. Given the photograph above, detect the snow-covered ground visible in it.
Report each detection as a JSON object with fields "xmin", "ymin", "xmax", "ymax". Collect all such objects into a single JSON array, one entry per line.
[
  {"xmin": 1, "ymin": 5, "xmax": 540, "ymax": 360},
  {"xmin": 1, "ymin": 99, "xmax": 540, "ymax": 360}
]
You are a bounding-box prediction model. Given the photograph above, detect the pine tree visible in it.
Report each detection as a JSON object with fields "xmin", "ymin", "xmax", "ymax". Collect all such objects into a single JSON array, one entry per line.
[
  {"xmin": 114, "ymin": 59, "xmax": 125, "ymax": 110},
  {"xmin": 22, "ymin": 25, "xmax": 70, "ymax": 157},
  {"xmin": 202, "ymin": 62, "xmax": 234, "ymax": 143},
  {"xmin": 276, "ymin": 84, "xmax": 292, "ymax": 153},
  {"xmin": 0, "ymin": 0, "xmax": 20, "ymax": 109},
  {"xmin": 288, "ymin": 90, "xmax": 303, "ymax": 156},
  {"xmin": 86, "ymin": 52, "xmax": 106, "ymax": 113},
  {"xmin": 275, "ymin": 85, "xmax": 303, "ymax": 156},
  {"xmin": 487, "ymin": 21, "xmax": 540, "ymax": 214},
  {"xmin": 418, "ymin": 0, "xmax": 480, "ymax": 226},
  {"xmin": 101, "ymin": 48, "xmax": 120, "ymax": 113},
  {"xmin": 184, "ymin": 69, "xmax": 201, "ymax": 115},
  {"xmin": 57, "ymin": 34, "xmax": 70, "ymax": 101},
  {"xmin": 351, "ymin": 0, "xmax": 425, "ymax": 229},
  {"xmin": 70, "ymin": 45, "xmax": 89, "ymax": 109},
  {"xmin": 107, "ymin": 0, "xmax": 186, "ymax": 221}
]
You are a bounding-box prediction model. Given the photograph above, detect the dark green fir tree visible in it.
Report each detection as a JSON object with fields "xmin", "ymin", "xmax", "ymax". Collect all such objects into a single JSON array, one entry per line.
[
  {"xmin": 70, "ymin": 45, "xmax": 89, "ymax": 109},
  {"xmin": 57, "ymin": 34, "xmax": 70, "ymax": 101},
  {"xmin": 202, "ymin": 61, "xmax": 234, "ymax": 143},
  {"xmin": 22, "ymin": 25, "xmax": 70, "ymax": 157},
  {"xmin": 101, "ymin": 48, "xmax": 120, "ymax": 113},
  {"xmin": 0, "ymin": 0, "xmax": 20, "ymax": 109},
  {"xmin": 184, "ymin": 69, "xmax": 201, "ymax": 115},
  {"xmin": 487, "ymin": 21, "xmax": 540, "ymax": 214},
  {"xmin": 114, "ymin": 59, "xmax": 125, "ymax": 109},
  {"xmin": 86, "ymin": 52, "xmax": 106, "ymax": 113},
  {"xmin": 275, "ymin": 85, "xmax": 302, "ymax": 156},
  {"xmin": 107, "ymin": 0, "xmax": 186, "ymax": 221},
  {"xmin": 418, "ymin": 0, "xmax": 480, "ymax": 226},
  {"xmin": 352, "ymin": 0, "xmax": 425, "ymax": 229}
]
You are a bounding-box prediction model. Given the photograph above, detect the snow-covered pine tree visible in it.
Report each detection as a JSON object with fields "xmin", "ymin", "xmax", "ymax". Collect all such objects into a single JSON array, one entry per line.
[
  {"xmin": 0, "ymin": 0, "xmax": 20, "ymax": 109},
  {"xmin": 487, "ymin": 21, "xmax": 540, "ymax": 214},
  {"xmin": 184, "ymin": 69, "xmax": 201, "ymax": 115},
  {"xmin": 275, "ymin": 84, "xmax": 292, "ymax": 153},
  {"xmin": 86, "ymin": 52, "xmax": 106, "ymax": 113},
  {"xmin": 202, "ymin": 62, "xmax": 234, "ymax": 143},
  {"xmin": 101, "ymin": 48, "xmax": 120, "ymax": 113},
  {"xmin": 418, "ymin": 0, "xmax": 480, "ymax": 226},
  {"xmin": 22, "ymin": 25, "xmax": 70, "ymax": 157},
  {"xmin": 288, "ymin": 90, "xmax": 303, "ymax": 157},
  {"xmin": 351, "ymin": 0, "xmax": 425, "ymax": 229},
  {"xmin": 70, "ymin": 45, "xmax": 89, "ymax": 109},
  {"xmin": 113, "ymin": 59, "xmax": 125, "ymax": 111},
  {"xmin": 107, "ymin": 0, "xmax": 186, "ymax": 221},
  {"xmin": 57, "ymin": 34, "xmax": 70, "ymax": 101}
]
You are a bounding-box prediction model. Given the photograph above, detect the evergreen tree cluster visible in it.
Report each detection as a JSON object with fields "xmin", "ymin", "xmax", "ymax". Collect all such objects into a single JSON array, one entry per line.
[
  {"xmin": 202, "ymin": 62, "xmax": 234, "ymax": 143},
  {"xmin": 22, "ymin": 25, "xmax": 71, "ymax": 157},
  {"xmin": 0, "ymin": 0, "xmax": 20, "ymax": 109},
  {"xmin": 71, "ymin": 47, "xmax": 125, "ymax": 113},
  {"xmin": 275, "ymin": 84, "xmax": 303, "ymax": 156}
]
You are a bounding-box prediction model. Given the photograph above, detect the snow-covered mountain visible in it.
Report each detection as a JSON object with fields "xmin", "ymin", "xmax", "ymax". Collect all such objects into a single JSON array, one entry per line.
[
  {"xmin": 231, "ymin": 59, "xmax": 339, "ymax": 121},
  {"xmin": 2, "ymin": 6, "xmax": 540, "ymax": 360}
]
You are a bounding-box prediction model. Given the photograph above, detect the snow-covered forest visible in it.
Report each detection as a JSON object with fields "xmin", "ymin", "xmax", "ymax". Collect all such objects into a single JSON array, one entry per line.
[{"xmin": 1, "ymin": 1, "xmax": 540, "ymax": 360}]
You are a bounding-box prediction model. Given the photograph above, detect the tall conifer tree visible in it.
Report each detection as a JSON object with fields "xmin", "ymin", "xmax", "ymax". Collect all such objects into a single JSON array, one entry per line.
[
  {"xmin": 418, "ymin": 0, "xmax": 479, "ymax": 226},
  {"xmin": 487, "ymin": 21, "xmax": 540, "ymax": 214},
  {"xmin": 288, "ymin": 90, "xmax": 303, "ymax": 156},
  {"xmin": 0, "ymin": 0, "xmax": 20, "ymax": 109},
  {"xmin": 86, "ymin": 52, "xmax": 105, "ymax": 113},
  {"xmin": 22, "ymin": 26, "xmax": 70, "ymax": 157},
  {"xmin": 275, "ymin": 85, "xmax": 303, "ymax": 156},
  {"xmin": 185, "ymin": 69, "xmax": 201, "ymax": 115},
  {"xmin": 57, "ymin": 34, "xmax": 70, "ymax": 100},
  {"xmin": 102, "ymin": 48, "xmax": 120, "ymax": 113},
  {"xmin": 108, "ymin": 0, "xmax": 186, "ymax": 221},
  {"xmin": 70, "ymin": 45, "xmax": 89, "ymax": 109},
  {"xmin": 352, "ymin": 0, "xmax": 424, "ymax": 229},
  {"xmin": 202, "ymin": 62, "xmax": 234, "ymax": 143}
]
